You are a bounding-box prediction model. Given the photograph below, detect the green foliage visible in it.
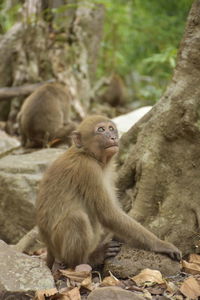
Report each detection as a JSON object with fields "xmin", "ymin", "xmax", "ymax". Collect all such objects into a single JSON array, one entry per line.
[
  {"xmin": 0, "ymin": 1, "xmax": 21, "ymax": 34},
  {"xmin": 95, "ymin": 0, "xmax": 193, "ymax": 103},
  {"xmin": 0, "ymin": 0, "xmax": 193, "ymax": 104}
]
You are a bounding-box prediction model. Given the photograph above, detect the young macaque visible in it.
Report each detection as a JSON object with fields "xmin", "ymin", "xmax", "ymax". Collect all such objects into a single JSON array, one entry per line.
[
  {"xmin": 17, "ymin": 83, "xmax": 76, "ymax": 148},
  {"xmin": 36, "ymin": 115, "xmax": 181, "ymax": 269},
  {"xmin": 99, "ymin": 74, "xmax": 125, "ymax": 107}
]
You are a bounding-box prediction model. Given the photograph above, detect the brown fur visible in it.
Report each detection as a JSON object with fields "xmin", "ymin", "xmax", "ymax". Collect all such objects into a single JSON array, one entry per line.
[
  {"xmin": 36, "ymin": 115, "xmax": 181, "ymax": 269},
  {"xmin": 17, "ymin": 83, "xmax": 76, "ymax": 148},
  {"xmin": 100, "ymin": 74, "xmax": 125, "ymax": 106}
]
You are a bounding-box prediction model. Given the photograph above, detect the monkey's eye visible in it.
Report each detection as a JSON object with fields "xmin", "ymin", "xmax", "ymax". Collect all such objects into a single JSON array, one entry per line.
[
  {"xmin": 97, "ymin": 127, "xmax": 105, "ymax": 132},
  {"xmin": 109, "ymin": 126, "xmax": 114, "ymax": 131}
]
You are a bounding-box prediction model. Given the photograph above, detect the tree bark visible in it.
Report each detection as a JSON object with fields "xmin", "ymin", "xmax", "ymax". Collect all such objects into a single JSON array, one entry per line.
[
  {"xmin": 0, "ymin": 80, "xmax": 55, "ymax": 100},
  {"xmin": 13, "ymin": 226, "xmax": 40, "ymax": 253},
  {"xmin": 117, "ymin": 0, "xmax": 200, "ymax": 255},
  {"xmin": 0, "ymin": 0, "xmax": 104, "ymax": 127}
]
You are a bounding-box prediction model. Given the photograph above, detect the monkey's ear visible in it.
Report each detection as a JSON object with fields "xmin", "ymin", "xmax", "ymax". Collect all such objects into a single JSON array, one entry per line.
[{"xmin": 72, "ymin": 131, "xmax": 82, "ymax": 148}]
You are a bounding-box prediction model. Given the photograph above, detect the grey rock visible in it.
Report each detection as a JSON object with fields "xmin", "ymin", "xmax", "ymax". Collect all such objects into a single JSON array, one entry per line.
[
  {"xmin": 0, "ymin": 148, "xmax": 64, "ymax": 243},
  {"xmin": 113, "ymin": 106, "xmax": 152, "ymax": 137},
  {"xmin": 0, "ymin": 130, "xmax": 20, "ymax": 155},
  {"xmin": 104, "ymin": 245, "xmax": 180, "ymax": 278},
  {"xmin": 0, "ymin": 290, "xmax": 35, "ymax": 299},
  {"xmin": 88, "ymin": 287, "xmax": 144, "ymax": 300},
  {"xmin": 0, "ymin": 240, "xmax": 55, "ymax": 291}
]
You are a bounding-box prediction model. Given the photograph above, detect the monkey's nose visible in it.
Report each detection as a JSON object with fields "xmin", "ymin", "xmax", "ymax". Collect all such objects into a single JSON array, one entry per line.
[{"xmin": 110, "ymin": 136, "xmax": 119, "ymax": 143}]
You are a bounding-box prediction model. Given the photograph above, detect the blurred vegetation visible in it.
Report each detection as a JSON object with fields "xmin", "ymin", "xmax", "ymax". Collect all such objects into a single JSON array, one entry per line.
[
  {"xmin": 95, "ymin": 0, "xmax": 193, "ymax": 104},
  {"xmin": 0, "ymin": 0, "xmax": 193, "ymax": 104},
  {"xmin": 0, "ymin": 1, "xmax": 21, "ymax": 34}
]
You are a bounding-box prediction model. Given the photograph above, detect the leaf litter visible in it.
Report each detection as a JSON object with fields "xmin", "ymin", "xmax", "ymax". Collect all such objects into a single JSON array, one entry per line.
[{"xmin": 33, "ymin": 254, "xmax": 200, "ymax": 299}]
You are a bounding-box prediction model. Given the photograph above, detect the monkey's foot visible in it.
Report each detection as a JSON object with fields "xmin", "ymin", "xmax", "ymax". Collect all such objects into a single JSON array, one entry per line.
[
  {"xmin": 89, "ymin": 240, "xmax": 122, "ymax": 266},
  {"xmin": 105, "ymin": 240, "xmax": 122, "ymax": 259}
]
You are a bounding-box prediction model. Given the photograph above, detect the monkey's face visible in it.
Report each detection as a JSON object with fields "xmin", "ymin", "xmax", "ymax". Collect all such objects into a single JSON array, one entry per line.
[
  {"xmin": 73, "ymin": 117, "xmax": 119, "ymax": 163},
  {"xmin": 94, "ymin": 121, "xmax": 118, "ymax": 148},
  {"xmin": 88, "ymin": 121, "xmax": 119, "ymax": 161}
]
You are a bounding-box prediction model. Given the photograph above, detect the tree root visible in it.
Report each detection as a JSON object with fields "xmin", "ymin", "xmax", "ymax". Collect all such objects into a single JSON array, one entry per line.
[{"xmin": 13, "ymin": 226, "xmax": 41, "ymax": 253}]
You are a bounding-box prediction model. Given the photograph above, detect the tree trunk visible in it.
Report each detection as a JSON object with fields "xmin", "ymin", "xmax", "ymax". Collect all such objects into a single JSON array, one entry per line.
[
  {"xmin": 0, "ymin": 0, "xmax": 104, "ymax": 129},
  {"xmin": 117, "ymin": 0, "xmax": 200, "ymax": 255}
]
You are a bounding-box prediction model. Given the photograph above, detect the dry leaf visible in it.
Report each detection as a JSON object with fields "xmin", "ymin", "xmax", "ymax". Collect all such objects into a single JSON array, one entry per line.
[
  {"xmin": 189, "ymin": 254, "xmax": 200, "ymax": 265},
  {"xmin": 166, "ymin": 281, "xmax": 178, "ymax": 294},
  {"xmin": 60, "ymin": 287, "xmax": 81, "ymax": 300},
  {"xmin": 147, "ymin": 285, "xmax": 165, "ymax": 295},
  {"xmin": 75, "ymin": 264, "xmax": 92, "ymax": 272},
  {"xmin": 131, "ymin": 268, "xmax": 164, "ymax": 286},
  {"xmin": 143, "ymin": 290, "xmax": 152, "ymax": 299},
  {"xmin": 180, "ymin": 277, "xmax": 200, "ymax": 299},
  {"xmin": 81, "ymin": 276, "xmax": 92, "ymax": 286},
  {"xmin": 48, "ymin": 138, "xmax": 62, "ymax": 147},
  {"xmin": 35, "ymin": 288, "xmax": 58, "ymax": 300},
  {"xmin": 59, "ymin": 269, "xmax": 91, "ymax": 282},
  {"xmin": 80, "ymin": 275, "xmax": 96, "ymax": 291},
  {"xmin": 182, "ymin": 260, "xmax": 200, "ymax": 275},
  {"xmin": 81, "ymin": 276, "xmax": 92, "ymax": 290},
  {"xmin": 101, "ymin": 276, "xmax": 120, "ymax": 287}
]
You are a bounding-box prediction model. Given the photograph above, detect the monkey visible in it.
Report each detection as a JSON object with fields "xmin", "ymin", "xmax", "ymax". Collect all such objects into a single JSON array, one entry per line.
[
  {"xmin": 17, "ymin": 83, "xmax": 76, "ymax": 148},
  {"xmin": 99, "ymin": 74, "xmax": 125, "ymax": 107},
  {"xmin": 36, "ymin": 115, "xmax": 181, "ymax": 269}
]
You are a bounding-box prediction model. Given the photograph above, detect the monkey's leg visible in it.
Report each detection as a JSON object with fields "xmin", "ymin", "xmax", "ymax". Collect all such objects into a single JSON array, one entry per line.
[
  {"xmin": 52, "ymin": 211, "xmax": 94, "ymax": 268},
  {"xmin": 47, "ymin": 247, "xmax": 55, "ymax": 269},
  {"xmin": 25, "ymin": 134, "xmax": 46, "ymax": 148},
  {"xmin": 42, "ymin": 131, "xmax": 50, "ymax": 148},
  {"xmin": 51, "ymin": 123, "xmax": 76, "ymax": 146},
  {"xmin": 20, "ymin": 133, "xmax": 27, "ymax": 147}
]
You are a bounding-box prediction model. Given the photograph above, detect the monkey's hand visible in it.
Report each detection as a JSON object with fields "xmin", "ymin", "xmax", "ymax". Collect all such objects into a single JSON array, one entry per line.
[{"xmin": 154, "ymin": 241, "xmax": 182, "ymax": 261}]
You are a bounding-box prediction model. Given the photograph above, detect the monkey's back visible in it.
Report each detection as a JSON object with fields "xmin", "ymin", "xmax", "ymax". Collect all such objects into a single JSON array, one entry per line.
[
  {"xmin": 36, "ymin": 147, "xmax": 102, "ymax": 231},
  {"xmin": 18, "ymin": 83, "xmax": 71, "ymax": 146}
]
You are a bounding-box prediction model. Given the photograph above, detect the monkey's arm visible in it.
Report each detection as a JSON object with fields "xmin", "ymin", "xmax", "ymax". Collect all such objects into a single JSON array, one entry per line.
[{"xmin": 92, "ymin": 183, "xmax": 181, "ymax": 261}]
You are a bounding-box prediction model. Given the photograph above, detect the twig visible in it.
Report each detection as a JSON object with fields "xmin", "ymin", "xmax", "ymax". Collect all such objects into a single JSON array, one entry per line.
[
  {"xmin": 13, "ymin": 226, "xmax": 40, "ymax": 253},
  {"xmin": 0, "ymin": 79, "xmax": 55, "ymax": 100}
]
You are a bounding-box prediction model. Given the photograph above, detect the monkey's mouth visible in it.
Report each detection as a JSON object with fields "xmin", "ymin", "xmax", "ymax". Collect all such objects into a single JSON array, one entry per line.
[{"xmin": 104, "ymin": 144, "xmax": 119, "ymax": 149}]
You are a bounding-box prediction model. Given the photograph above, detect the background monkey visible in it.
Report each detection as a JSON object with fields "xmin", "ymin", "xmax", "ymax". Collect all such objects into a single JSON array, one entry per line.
[
  {"xmin": 36, "ymin": 115, "xmax": 181, "ymax": 269},
  {"xmin": 99, "ymin": 74, "xmax": 125, "ymax": 107},
  {"xmin": 17, "ymin": 83, "xmax": 76, "ymax": 148}
]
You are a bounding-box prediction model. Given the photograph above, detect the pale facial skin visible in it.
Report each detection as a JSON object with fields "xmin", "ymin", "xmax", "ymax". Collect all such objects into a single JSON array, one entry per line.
[
  {"xmin": 73, "ymin": 120, "xmax": 119, "ymax": 164},
  {"xmin": 93, "ymin": 121, "xmax": 119, "ymax": 161}
]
